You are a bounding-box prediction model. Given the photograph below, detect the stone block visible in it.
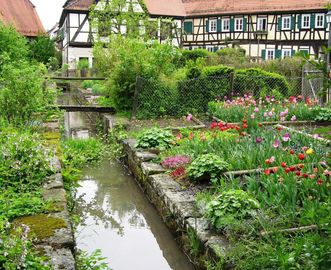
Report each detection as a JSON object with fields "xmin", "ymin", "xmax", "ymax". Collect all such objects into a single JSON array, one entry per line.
[
  {"xmin": 50, "ymin": 157, "xmax": 62, "ymax": 173},
  {"xmin": 43, "ymin": 189, "xmax": 67, "ymax": 203},
  {"xmin": 206, "ymin": 235, "xmax": 228, "ymax": 259},
  {"xmin": 41, "ymin": 246, "xmax": 75, "ymax": 270},
  {"xmin": 44, "ymin": 173, "xmax": 64, "ymax": 190},
  {"xmin": 141, "ymin": 162, "xmax": 166, "ymax": 176},
  {"xmin": 135, "ymin": 151, "xmax": 158, "ymax": 163}
]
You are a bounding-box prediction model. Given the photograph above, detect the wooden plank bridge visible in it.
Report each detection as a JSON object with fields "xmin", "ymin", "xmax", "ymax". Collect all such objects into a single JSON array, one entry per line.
[
  {"xmin": 56, "ymin": 105, "xmax": 116, "ymax": 113},
  {"xmin": 51, "ymin": 77, "xmax": 105, "ymax": 81}
]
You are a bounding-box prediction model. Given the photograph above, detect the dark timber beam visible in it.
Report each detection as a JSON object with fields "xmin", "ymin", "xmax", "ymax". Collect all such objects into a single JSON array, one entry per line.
[{"xmin": 55, "ymin": 105, "xmax": 116, "ymax": 113}]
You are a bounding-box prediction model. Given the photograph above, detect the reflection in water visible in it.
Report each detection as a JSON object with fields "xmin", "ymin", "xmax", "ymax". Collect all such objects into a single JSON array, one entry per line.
[
  {"xmin": 60, "ymin": 90, "xmax": 195, "ymax": 270},
  {"xmin": 75, "ymin": 161, "xmax": 195, "ymax": 270}
]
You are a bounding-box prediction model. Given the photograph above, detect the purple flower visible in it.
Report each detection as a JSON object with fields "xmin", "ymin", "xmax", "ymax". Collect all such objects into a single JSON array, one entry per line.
[
  {"xmin": 291, "ymin": 115, "xmax": 297, "ymax": 121},
  {"xmin": 254, "ymin": 107, "xmax": 259, "ymax": 112},
  {"xmin": 313, "ymin": 134, "xmax": 320, "ymax": 139},
  {"xmin": 256, "ymin": 137, "xmax": 263, "ymax": 143},
  {"xmin": 282, "ymin": 133, "xmax": 291, "ymax": 142},
  {"xmin": 186, "ymin": 114, "xmax": 193, "ymax": 121},
  {"xmin": 161, "ymin": 155, "xmax": 191, "ymax": 169}
]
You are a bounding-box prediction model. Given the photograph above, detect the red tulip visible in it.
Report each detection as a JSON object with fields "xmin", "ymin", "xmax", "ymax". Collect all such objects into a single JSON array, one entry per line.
[
  {"xmin": 298, "ymin": 153, "xmax": 305, "ymax": 160},
  {"xmin": 285, "ymin": 167, "xmax": 291, "ymax": 174},
  {"xmin": 302, "ymin": 173, "xmax": 308, "ymax": 178},
  {"xmin": 317, "ymin": 179, "xmax": 323, "ymax": 185},
  {"xmin": 289, "ymin": 149, "xmax": 295, "ymax": 155},
  {"xmin": 296, "ymin": 171, "xmax": 301, "ymax": 177},
  {"xmin": 264, "ymin": 169, "xmax": 271, "ymax": 175},
  {"xmin": 281, "ymin": 162, "xmax": 287, "ymax": 168},
  {"xmin": 289, "ymin": 166, "xmax": 296, "ymax": 172}
]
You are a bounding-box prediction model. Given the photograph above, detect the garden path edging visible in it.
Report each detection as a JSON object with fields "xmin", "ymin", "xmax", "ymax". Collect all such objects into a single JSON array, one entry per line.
[{"xmin": 122, "ymin": 139, "xmax": 229, "ymax": 268}]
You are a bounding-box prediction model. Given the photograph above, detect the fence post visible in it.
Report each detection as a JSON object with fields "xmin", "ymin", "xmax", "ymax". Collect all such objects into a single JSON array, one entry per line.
[
  {"xmin": 228, "ymin": 73, "xmax": 235, "ymax": 99},
  {"xmin": 132, "ymin": 76, "xmax": 140, "ymax": 119}
]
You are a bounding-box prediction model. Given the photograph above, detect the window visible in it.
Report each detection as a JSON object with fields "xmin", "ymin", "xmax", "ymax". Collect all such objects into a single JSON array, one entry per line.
[
  {"xmin": 282, "ymin": 16, "xmax": 291, "ymax": 30},
  {"xmin": 209, "ymin": 19, "xmax": 217, "ymax": 32},
  {"xmin": 266, "ymin": 49, "xmax": 275, "ymax": 60},
  {"xmin": 222, "ymin": 18, "xmax": 230, "ymax": 32},
  {"xmin": 282, "ymin": 49, "xmax": 292, "ymax": 58},
  {"xmin": 315, "ymin": 14, "xmax": 325, "ymax": 28},
  {"xmin": 257, "ymin": 17, "xmax": 267, "ymax": 31},
  {"xmin": 206, "ymin": 45, "xmax": 214, "ymax": 52},
  {"xmin": 302, "ymin": 14, "xmax": 310, "ymax": 29},
  {"xmin": 235, "ymin": 18, "xmax": 243, "ymax": 31}
]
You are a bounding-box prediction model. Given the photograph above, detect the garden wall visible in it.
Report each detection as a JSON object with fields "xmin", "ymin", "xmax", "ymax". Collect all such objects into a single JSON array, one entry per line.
[{"xmin": 122, "ymin": 138, "xmax": 229, "ymax": 268}]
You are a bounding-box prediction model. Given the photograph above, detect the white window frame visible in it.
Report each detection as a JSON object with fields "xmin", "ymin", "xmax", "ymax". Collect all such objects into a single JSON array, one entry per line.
[
  {"xmin": 266, "ymin": 49, "xmax": 275, "ymax": 60},
  {"xmin": 206, "ymin": 45, "xmax": 214, "ymax": 52},
  {"xmin": 315, "ymin": 13, "xmax": 325, "ymax": 28},
  {"xmin": 235, "ymin": 18, "xmax": 243, "ymax": 31},
  {"xmin": 302, "ymin": 14, "xmax": 310, "ymax": 29},
  {"xmin": 257, "ymin": 17, "xmax": 268, "ymax": 31},
  {"xmin": 222, "ymin": 18, "xmax": 230, "ymax": 32},
  {"xmin": 209, "ymin": 19, "xmax": 217, "ymax": 33},
  {"xmin": 282, "ymin": 49, "xmax": 292, "ymax": 58},
  {"xmin": 282, "ymin": 16, "xmax": 291, "ymax": 30}
]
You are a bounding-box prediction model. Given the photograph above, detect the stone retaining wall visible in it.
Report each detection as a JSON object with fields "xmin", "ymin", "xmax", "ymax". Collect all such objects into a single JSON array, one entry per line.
[{"xmin": 122, "ymin": 139, "xmax": 228, "ymax": 269}]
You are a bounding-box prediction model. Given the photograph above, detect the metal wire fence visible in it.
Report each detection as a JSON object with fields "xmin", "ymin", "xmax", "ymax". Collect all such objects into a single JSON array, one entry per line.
[{"xmin": 132, "ymin": 75, "xmax": 319, "ymax": 119}]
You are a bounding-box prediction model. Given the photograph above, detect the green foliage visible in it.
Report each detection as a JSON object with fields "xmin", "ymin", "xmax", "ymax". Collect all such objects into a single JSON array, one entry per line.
[
  {"xmin": 234, "ymin": 68, "xmax": 291, "ymax": 96},
  {"xmin": 178, "ymin": 49, "xmax": 210, "ymax": 66},
  {"xmin": 77, "ymin": 59, "xmax": 89, "ymax": 70},
  {"xmin": 136, "ymin": 128, "xmax": 174, "ymax": 150},
  {"xmin": 76, "ymin": 249, "xmax": 111, "ymax": 270},
  {"xmin": 93, "ymin": 36, "xmax": 179, "ymax": 111},
  {"xmin": 0, "ymin": 61, "xmax": 56, "ymax": 127},
  {"xmin": 0, "ymin": 224, "xmax": 50, "ymax": 269},
  {"xmin": 0, "ymin": 131, "xmax": 51, "ymax": 191},
  {"xmin": 205, "ymin": 189, "xmax": 260, "ymax": 230},
  {"xmin": 0, "ymin": 22, "xmax": 29, "ymax": 71},
  {"xmin": 314, "ymin": 107, "xmax": 331, "ymax": 122},
  {"xmin": 216, "ymin": 47, "xmax": 249, "ymax": 66},
  {"xmin": 0, "ymin": 190, "xmax": 47, "ymax": 221},
  {"xmin": 202, "ymin": 65, "xmax": 235, "ymax": 77},
  {"xmin": 188, "ymin": 153, "xmax": 229, "ymax": 183},
  {"xmin": 29, "ymin": 35, "xmax": 57, "ymax": 66},
  {"xmin": 61, "ymin": 139, "xmax": 106, "ymax": 169}
]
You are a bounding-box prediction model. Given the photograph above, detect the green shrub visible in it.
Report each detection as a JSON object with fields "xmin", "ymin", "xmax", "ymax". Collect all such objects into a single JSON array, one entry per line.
[
  {"xmin": 29, "ymin": 34, "xmax": 57, "ymax": 66},
  {"xmin": 61, "ymin": 138, "xmax": 106, "ymax": 169},
  {"xmin": 77, "ymin": 59, "xmax": 89, "ymax": 70},
  {"xmin": 202, "ymin": 65, "xmax": 234, "ymax": 77},
  {"xmin": 314, "ymin": 107, "xmax": 331, "ymax": 122},
  {"xmin": 136, "ymin": 128, "xmax": 174, "ymax": 150},
  {"xmin": 205, "ymin": 189, "xmax": 260, "ymax": 229},
  {"xmin": 216, "ymin": 47, "xmax": 249, "ymax": 67},
  {"xmin": 179, "ymin": 49, "xmax": 210, "ymax": 65},
  {"xmin": 0, "ymin": 61, "xmax": 55, "ymax": 127},
  {"xmin": 188, "ymin": 153, "xmax": 229, "ymax": 183},
  {"xmin": 82, "ymin": 80, "xmax": 94, "ymax": 89},
  {"xmin": 234, "ymin": 68, "xmax": 291, "ymax": 97},
  {"xmin": 0, "ymin": 131, "xmax": 51, "ymax": 191}
]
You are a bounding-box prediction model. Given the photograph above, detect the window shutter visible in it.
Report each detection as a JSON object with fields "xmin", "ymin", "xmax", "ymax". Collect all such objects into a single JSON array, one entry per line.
[
  {"xmin": 300, "ymin": 50, "xmax": 309, "ymax": 56},
  {"xmin": 275, "ymin": 49, "xmax": 282, "ymax": 59},
  {"xmin": 230, "ymin": 18, "xmax": 235, "ymax": 32},
  {"xmin": 291, "ymin": 16, "xmax": 295, "ymax": 30},
  {"xmin": 292, "ymin": 50, "xmax": 296, "ymax": 56},
  {"xmin": 278, "ymin": 17, "xmax": 282, "ymax": 31},
  {"xmin": 206, "ymin": 19, "xmax": 209, "ymax": 32},
  {"xmin": 243, "ymin": 18, "xmax": 247, "ymax": 31},
  {"xmin": 298, "ymin": 15, "xmax": 302, "ymax": 29},
  {"xmin": 184, "ymin": 21, "xmax": 193, "ymax": 34},
  {"xmin": 213, "ymin": 46, "xmax": 218, "ymax": 52},
  {"xmin": 217, "ymin": 19, "xmax": 222, "ymax": 32},
  {"xmin": 261, "ymin": 49, "xmax": 266, "ymax": 60},
  {"xmin": 324, "ymin": 14, "xmax": 327, "ymax": 28},
  {"xmin": 310, "ymin": 14, "xmax": 315, "ymax": 29}
]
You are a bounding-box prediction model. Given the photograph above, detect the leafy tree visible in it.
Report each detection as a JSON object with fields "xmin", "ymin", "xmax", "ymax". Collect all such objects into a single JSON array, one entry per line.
[
  {"xmin": 0, "ymin": 22, "xmax": 29, "ymax": 71},
  {"xmin": 0, "ymin": 61, "xmax": 56, "ymax": 126},
  {"xmin": 29, "ymin": 34, "xmax": 57, "ymax": 66}
]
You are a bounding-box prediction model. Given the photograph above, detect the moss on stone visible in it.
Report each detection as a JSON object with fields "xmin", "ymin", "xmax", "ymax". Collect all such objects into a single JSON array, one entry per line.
[{"xmin": 13, "ymin": 214, "xmax": 67, "ymax": 240}]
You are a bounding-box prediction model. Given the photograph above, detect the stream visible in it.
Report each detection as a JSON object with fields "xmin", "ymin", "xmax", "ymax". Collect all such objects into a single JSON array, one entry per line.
[{"xmin": 59, "ymin": 90, "xmax": 195, "ymax": 270}]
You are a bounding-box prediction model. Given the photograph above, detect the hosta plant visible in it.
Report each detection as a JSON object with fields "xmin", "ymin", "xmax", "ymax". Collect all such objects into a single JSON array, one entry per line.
[
  {"xmin": 136, "ymin": 128, "xmax": 174, "ymax": 150},
  {"xmin": 205, "ymin": 189, "xmax": 260, "ymax": 230},
  {"xmin": 188, "ymin": 153, "xmax": 229, "ymax": 183}
]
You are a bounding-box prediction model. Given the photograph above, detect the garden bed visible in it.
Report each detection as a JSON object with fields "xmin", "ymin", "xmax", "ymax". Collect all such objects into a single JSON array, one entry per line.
[{"xmin": 124, "ymin": 121, "xmax": 330, "ymax": 269}]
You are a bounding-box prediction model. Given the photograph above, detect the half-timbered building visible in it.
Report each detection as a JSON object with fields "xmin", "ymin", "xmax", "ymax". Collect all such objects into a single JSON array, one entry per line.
[
  {"xmin": 59, "ymin": 0, "xmax": 330, "ymax": 68},
  {"xmin": 0, "ymin": 0, "xmax": 45, "ymax": 38}
]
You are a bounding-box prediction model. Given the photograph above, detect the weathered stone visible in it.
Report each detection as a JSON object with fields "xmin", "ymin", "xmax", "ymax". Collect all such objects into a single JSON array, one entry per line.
[
  {"xmin": 50, "ymin": 157, "xmax": 62, "ymax": 173},
  {"xmin": 41, "ymin": 246, "xmax": 75, "ymax": 270},
  {"xmin": 135, "ymin": 151, "xmax": 158, "ymax": 163},
  {"xmin": 122, "ymin": 139, "xmax": 136, "ymax": 151},
  {"xmin": 43, "ymin": 189, "xmax": 67, "ymax": 203},
  {"xmin": 186, "ymin": 218, "xmax": 214, "ymax": 243},
  {"xmin": 206, "ymin": 235, "xmax": 228, "ymax": 258},
  {"xmin": 149, "ymin": 174, "xmax": 181, "ymax": 194},
  {"xmin": 44, "ymin": 173, "xmax": 64, "ymax": 190},
  {"xmin": 141, "ymin": 162, "xmax": 166, "ymax": 176}
]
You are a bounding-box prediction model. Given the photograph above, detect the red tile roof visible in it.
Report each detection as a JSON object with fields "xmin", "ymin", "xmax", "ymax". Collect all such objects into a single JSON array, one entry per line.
[
  {"xmin": 63, "ymin": 0, "xmax": 94, "ymax": 11},
  {"xmin": 183, "ymin": 0, "xmax": 330, "ymax": 16},
  {"xmin": 61, "ymin": 0, "xmax": 330, "ymax": 19},
  {"xmin": 0, "ymin": 0, "xmax": 45, "ymax": 37}
]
